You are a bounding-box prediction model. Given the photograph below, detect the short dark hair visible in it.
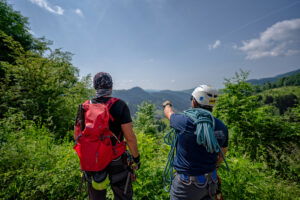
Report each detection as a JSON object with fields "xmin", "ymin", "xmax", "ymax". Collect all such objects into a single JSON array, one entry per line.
[{"xmin": 93, "ymin": 72, "xmax": 113, "ymax": 90}]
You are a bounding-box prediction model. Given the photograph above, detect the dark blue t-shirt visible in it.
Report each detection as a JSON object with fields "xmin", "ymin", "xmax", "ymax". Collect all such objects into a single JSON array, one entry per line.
[{"xmin": 170, "ymin": 113, "xmax": 228, "ymax": 176}]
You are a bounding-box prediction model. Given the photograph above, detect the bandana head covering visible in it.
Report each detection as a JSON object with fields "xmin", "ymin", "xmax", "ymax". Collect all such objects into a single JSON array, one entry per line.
[{"xmin": 93, "ymin": 72, "xmax": 113, "ymax": 97}]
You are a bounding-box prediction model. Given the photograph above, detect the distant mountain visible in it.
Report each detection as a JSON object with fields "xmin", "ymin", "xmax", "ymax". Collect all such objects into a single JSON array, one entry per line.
[
  {"xmin": 247, "ymin": 69, "xmax": 300, "ymax": 85},
  {"xmin": 113, "ymin": 87, "xmax": 190, "ymax": 115},
  {"xmin": 113, "ymin": 69, "xmax": 300, "ymax": 115}
]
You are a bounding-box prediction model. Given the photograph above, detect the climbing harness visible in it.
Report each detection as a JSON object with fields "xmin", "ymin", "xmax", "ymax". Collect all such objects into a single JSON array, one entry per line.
[{"xmin": 163, "ymin": 108, "xmax": 229, "ymax": 191}]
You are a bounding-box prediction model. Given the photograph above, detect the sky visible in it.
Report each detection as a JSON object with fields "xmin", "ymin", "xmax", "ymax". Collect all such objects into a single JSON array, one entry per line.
[{"xmin": 7, "ymin": 0, "xmax": 300, "ymax": 90}]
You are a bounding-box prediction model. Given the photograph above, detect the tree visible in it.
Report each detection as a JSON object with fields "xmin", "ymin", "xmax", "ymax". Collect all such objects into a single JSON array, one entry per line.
[
  {"xmin": 134, "ymin": 102, "xmax": 158, "ymax": 135},
  {"xmin": 274, "ymin": 94, "xmax": 298, "ymax": 114},
  {"xmin": 0, "ymin": 48, "xmax": 92, "ymax": 138},
  {"xmin": 0, "ymin": 0, "xmax": 47, "ymax": 53}
]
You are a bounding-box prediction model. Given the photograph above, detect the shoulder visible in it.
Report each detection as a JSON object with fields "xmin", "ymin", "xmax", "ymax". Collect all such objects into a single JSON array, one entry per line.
[
  {"xmin": 170, "ymin": 113, "xmax": 190, "ymax": 123},
  {"xmin": 170, "ymin": 113, "xmax": 194, "ymax": 131},
  {"xmin": 214, "ymin": 117, "xmax": 227, "ymax": 130},
  {"xmin": 111, "ymin": 98, "xmax": 128, "ymax": 109}
]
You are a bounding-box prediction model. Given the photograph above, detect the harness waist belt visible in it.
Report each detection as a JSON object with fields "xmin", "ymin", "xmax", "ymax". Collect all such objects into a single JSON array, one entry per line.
[{"xmin": 179, "ymin": 170, "xmax": 217, "ymax": 184}]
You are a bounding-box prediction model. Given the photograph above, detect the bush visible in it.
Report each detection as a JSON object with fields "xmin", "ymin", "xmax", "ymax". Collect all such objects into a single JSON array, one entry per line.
[
  {"xmin": 0, "ymin": 114, "xmax": 84, "ymax": 199},
  {"xmin": 219, "ymin": 156, "xmax": 300, "ymax": 200},
  {"xmin": 214, "ymin": 71, "xmax": 300, "ymax": 180},
  {"xmin": 134, "ymin": 102, "xmax": 159, "ymax": 135}
]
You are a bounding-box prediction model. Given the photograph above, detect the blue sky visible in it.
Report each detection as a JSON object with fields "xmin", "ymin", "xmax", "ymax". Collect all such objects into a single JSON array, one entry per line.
[{"xmin": 8, "ymin": 0, "xmax": 300, "ymax": 90}]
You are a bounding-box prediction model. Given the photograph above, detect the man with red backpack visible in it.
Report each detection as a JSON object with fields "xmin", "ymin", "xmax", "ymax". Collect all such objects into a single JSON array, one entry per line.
[{"xmin": 74, "ymin": 72, "xmax": 140, "ymax": 200}]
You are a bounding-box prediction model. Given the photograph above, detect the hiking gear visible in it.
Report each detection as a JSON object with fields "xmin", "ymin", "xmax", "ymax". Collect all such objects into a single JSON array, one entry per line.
[
  {"xmin": 163, "ymin": 109, "xmax": 229, "ymax": 190},
  {"xmin": 192, "ymin": 85, "xmax": 218, "ymax": 107},
  {"xmin": 86, "ymin": 153, "xmax": 133, "ymax": 200},
  {"xmin": 215, "ymin": 174, "xmax": 224, "ymax": 200},
  {"xmin": 132, "ymin": 155, "xmax": 140, "ymax": 164},
  {"xmin": 171, "ymin": 173, "xmax": 218, "ymax": 200},
  {"xmin": 93, "ymin": 72, "xmax": 113, "ymax": 90},
  {"xmin": 184, "ymin": 108, "xmax": 229, "ymax": 170},
  {"xmin": 183, "ymin": 108, "xmax": 216, "ymax": 153},
  {"xmin": 124, "ymin": 172, "xmax": 131, "ymax": 195},
  {"xmin": 162, "ymin": 100, "xmax": 173, "ymax": 108},
  {"xmin": 91, "ymin": 97, "xmax": 132, "ymax": 146},
  {"xmin": 132, "ymin": 155, "xmax": 141, "ymax": 170},
  {"xmin": 179, "ymin": 170, "xmax": 217, "ymax": 185},
  {"xmin": 74, "ymin": 97, "xmax": 126, "ymax": 171},
  {"xmin": 92, "ymin": 172, "xmax": 110, "ymax": 191},
  {"xmin": 163, "ymin": 129, "xmax": 178, "ymax": 191},
  {"xmin": 125, "ymin": 152, "xmax": 139, "ymax": 177}
]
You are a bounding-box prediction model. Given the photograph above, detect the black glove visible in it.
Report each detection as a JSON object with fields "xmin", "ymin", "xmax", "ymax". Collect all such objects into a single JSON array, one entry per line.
[{"xmin": 132, "ymin": 155, "xmax": 141, "ymax": 170}]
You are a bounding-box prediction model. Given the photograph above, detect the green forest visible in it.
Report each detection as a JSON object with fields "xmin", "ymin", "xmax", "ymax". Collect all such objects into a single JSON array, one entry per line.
[{"xmin": 0, "ymin": 1, "xmax": 300, "ymax": 199}]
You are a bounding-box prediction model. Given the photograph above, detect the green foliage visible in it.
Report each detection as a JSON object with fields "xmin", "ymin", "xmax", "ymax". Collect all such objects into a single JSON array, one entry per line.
[
  {"xmin": 0, "ymin": 49, "xmax": 92, "ymax": 138},
  {"xmin": 1, "ymin": 102, "xmax": 300, "ymax": 199},
  {"xmin": 214, "ymin": 71, "xmax": 300, "ymax": 181},
  {"xmin": 0, "ymin": 113, "xmax": 84, "ymax": 200},
  {"xmin": 258, "ymin": 86, "xmax": 300, "ymax": 114},
  {"xmin": 0, "ymin": 0, "xmax": 47, "ymax": 54},
  {"xmin": 134, "ymin": 102, "xmax": 159, "ymax": 135},
  {"xmin": 133, "ymin": 133, "xmax": 169, "ymax": 200},
  {"xmin": 219, "ymin": 156, "xmax": 300, "ymax": 200},
  {"xmin": 0, "ymin": 2, "xmax": 299, "ymax": 199},
  {"xmin": 0, "ymin": 30, "xmax": 24, "ymax": 64},
  {"xmin": 274, "ymin": 93, "xmax": 298, "ymax": 114},
  {"xmin": 253, "ymin": 72, "xmax": 300, "ymax": 92}
]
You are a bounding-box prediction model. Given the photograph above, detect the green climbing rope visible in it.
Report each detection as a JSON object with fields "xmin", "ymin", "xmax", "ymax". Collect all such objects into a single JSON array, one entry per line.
[{"xmin": 162, "ymin": 129, "xmax": 177, "ymax": 191}]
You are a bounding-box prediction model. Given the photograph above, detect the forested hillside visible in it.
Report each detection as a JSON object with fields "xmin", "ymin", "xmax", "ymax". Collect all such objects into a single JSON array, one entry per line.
[
  {"xmin": 113, "ymin": 87, "xmax": 191, "ymax": 114},
  {"xmin": 247, "ymin": 68, "xmax": 300, "ymax": 85},
  {"xmin": 0, "ymin": 1, "xmax": 300, "ymax": 199}
]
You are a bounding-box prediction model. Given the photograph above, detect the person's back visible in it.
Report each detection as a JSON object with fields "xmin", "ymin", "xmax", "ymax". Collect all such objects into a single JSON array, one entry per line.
[
  {"xmin": 74, "ymin": 72, "xmax": 140, "ymax": 200},
  {"xmin": 163, "ymin": 85, "xmax": 228, "ymax": 200}
]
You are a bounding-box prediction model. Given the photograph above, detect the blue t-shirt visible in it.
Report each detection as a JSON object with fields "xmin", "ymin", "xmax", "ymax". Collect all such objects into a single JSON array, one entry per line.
[{"xmin": 170, "ymin": 113, "xmax": 228, "ymax": 176}]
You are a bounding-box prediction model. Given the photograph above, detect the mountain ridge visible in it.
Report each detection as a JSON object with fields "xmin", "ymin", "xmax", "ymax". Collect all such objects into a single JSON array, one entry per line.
[
  {"xmin": 247, "ymin": 68, "xmax": 300, "ymax": 85},
  {"xmin": 113, "ymin": 69, "xmax": 300, "ymax": 114}
]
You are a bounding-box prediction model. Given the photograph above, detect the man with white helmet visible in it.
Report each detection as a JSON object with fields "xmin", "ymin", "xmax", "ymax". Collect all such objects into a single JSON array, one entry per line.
[{"xmin": 163, "ymin": 85, "xmax": 228, "ymax": 200}]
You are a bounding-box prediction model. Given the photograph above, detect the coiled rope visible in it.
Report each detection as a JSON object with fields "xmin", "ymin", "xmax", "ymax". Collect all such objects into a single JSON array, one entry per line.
[
  {"xmin": 162, "ymin": 129, "xmax": 177, "ymax": 191},
  {"xmin": 163, "ymin": 108, "xmax": 229, "ymax": 191}
]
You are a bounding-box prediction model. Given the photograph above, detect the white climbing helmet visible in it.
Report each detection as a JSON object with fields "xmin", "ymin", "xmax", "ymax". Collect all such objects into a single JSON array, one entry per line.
[{"xmin": 191, "ymin": 85, "xmax": 218, "ymax": 107}]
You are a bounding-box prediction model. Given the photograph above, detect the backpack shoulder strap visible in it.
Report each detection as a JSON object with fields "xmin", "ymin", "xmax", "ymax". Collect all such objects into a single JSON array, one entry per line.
[
  {"xmin": 106, "ymin": 97, "xmax": 119, "ymax": 110},
  {"xmin": 82, "ymin": 100, "xmax": 90, "ymax": 106}
]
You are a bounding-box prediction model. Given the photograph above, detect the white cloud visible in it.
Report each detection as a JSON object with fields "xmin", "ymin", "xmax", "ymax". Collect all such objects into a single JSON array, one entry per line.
[
  {"xmin": 29, "ymin": 0, "xmax": 64, "ymax": 15},
  {"xmin": 208, "ymin": 40, "xmax": 221, "ymax": 50},
  {"xmin": 75, "ymin": 9, "xmax": 84, "ymax": 17},
  {"xmin": 238, "ymin": 18, "xmax": 300, "ymax": 60}
]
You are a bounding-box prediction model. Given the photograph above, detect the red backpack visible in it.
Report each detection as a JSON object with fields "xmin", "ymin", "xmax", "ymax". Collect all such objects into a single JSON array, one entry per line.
[{"xmin": 74, "ymin": 98, "xmax": 126, "ymax": 171}]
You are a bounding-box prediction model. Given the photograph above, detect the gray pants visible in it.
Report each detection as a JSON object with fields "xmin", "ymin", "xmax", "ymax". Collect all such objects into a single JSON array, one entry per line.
[{"xmin": 170, "ymin": 173, "xmax": 218, "ymax": 200}]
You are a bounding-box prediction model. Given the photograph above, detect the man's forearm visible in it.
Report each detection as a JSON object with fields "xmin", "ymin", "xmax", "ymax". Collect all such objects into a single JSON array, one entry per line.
[
  {"xmin": 217, "ymin": 147, "xmax": 228, "ymax": 166},
  {"xmin": 122, "ymin": 122, "xmax": 139, "ymax": 158},
  {"xmin": 126, "ymin": 134, "xmax": 139, "ymax": 158}
]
